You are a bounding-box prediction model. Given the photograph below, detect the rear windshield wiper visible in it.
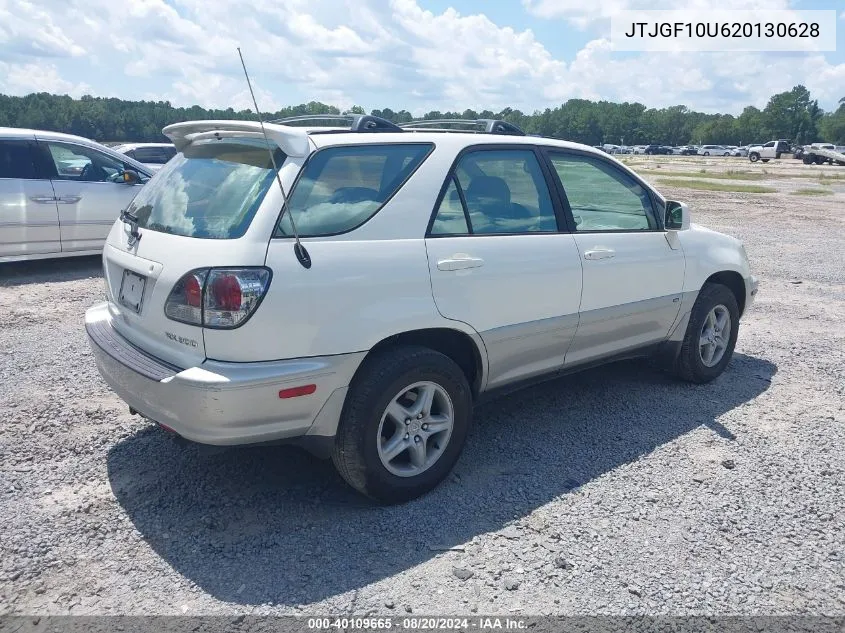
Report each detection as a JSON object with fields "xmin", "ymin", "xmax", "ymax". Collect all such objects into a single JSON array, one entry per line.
[{"xmin": 119, "ymin": 209, "xmax": 142, "ymax": 243}]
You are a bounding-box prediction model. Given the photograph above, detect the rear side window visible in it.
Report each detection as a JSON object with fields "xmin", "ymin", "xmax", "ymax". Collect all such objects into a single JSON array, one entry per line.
[
  {"xmin": 0, "ymin": 140, "xmax": 38, "ymax": 179},
  {"xmin": 430, "ymin": 149, "xmax": 557, "ymax": 235},
  {"xmin": 128, "ymin": 139, "xmax": 285, "ymax": 239},
  {"xmin": 276, "ymin": 143, "xmax": 433, "ymax": 237}
]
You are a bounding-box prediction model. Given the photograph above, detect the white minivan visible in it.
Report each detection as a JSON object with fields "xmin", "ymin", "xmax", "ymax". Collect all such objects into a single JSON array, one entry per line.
[
  {"xmin": 85, "ymin": 116, "xmax": 758, "ymax": 503},
  {"xmin": 0, "ymin": 128, "xmax": 153, "ymax": 262}
]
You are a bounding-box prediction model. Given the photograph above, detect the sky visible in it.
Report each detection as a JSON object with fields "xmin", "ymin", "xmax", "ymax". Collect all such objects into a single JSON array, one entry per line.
[{"xmin": 0, "ymin": 0, "xmax": 843, "ymax": 115}]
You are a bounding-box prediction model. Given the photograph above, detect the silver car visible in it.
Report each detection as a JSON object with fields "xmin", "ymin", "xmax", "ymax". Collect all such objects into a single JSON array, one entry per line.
[{"xmin": 0, "ymin": 128, "xmax": 153, "ymax": 262}]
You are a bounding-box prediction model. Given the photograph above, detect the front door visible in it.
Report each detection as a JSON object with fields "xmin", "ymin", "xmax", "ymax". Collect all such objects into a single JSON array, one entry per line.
[
  {"xmin": 38, "ymin": 139, "xmax": 146, "ymax": 253},
  {"xmin": 544, "ymin": 150, "xmax": 685, "ymax": 366},
  {"xmin": 425, "ymin": 147, "xmax": 583, "ymax": 390},
  {"xmin": 0, "ymin": 138, "xmax": 60, "ymax": 259}
]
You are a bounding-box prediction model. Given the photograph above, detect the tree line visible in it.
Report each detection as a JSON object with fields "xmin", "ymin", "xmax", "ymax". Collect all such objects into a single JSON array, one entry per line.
[{"xmin": 1, "ymin": 85, "xmax": 843, "ymax": 146}]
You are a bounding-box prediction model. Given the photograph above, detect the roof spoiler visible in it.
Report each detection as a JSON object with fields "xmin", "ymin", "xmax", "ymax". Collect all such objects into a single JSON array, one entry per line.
[{"xmin": 162, "ymin": 120, "xmax": 311, "ymax": 157}]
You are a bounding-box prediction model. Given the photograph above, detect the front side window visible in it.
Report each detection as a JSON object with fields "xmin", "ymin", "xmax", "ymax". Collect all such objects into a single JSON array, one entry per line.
[
  {"xmin": 276, "ymin": 143, "xmax": 433, "ymax": 237},
  {"xmin": 0, "ymin": 140, "xmax": 38, "ymax": 179},
  {"xmin": 43, "ymin": 141, "xmax": 146, "ymax": 183},
  {"xmin": 549, "ymin": 153, "xmax": 656, "ymax": 232},
  {"xmin": 430, "ymin": 149, "xmax": 557, "ymax": 235},
  {"xmin": 128, "ymin": 138, "xmax": 285, "ymax": 239}
]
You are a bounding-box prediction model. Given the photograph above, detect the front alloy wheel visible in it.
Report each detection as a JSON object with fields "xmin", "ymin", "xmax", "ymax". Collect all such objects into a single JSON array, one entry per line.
[
  {"xmin": 699, "ymin": 305, "xmax": 731, "ymax": 367},
  {"xmin": 673, "ymin": 282, "xmax": 740, "ymax": 383}
]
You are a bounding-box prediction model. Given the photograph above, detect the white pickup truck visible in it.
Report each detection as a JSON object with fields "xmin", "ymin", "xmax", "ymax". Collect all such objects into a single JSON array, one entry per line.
[{"xmin": 748, "ymin": 140, "xmax": 792, "ymax": 163}]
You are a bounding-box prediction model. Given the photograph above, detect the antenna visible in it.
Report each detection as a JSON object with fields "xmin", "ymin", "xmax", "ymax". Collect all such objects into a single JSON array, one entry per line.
[{"xmin": 237, "ymin": 47, "xmax": 311, "ymax": 269}]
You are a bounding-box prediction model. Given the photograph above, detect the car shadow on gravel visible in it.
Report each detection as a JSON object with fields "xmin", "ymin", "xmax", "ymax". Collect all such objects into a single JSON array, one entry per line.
[
  {"xmin": 107, "ymin": 352, "xmax": 776, "ymax": 607},
  {"xmin": 0, "ymin": 255, "xmax": 102, "ymax": 286}
]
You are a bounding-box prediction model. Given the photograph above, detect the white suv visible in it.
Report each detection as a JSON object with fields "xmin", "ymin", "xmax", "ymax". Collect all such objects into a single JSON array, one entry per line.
[{"xmin": 85, "ymin": 116, "xmax": 758, "ymax": 503}]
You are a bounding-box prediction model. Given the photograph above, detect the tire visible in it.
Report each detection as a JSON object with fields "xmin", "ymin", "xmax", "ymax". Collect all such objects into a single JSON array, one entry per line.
[
  {"xmin": 803, "ymin": 154, "xmax": 814, "ymax": 165},
  {"xmin": 749, "ymin": 153, "xmax": 759, "ymax": 162},
  {"xmin": 703, "ymin": 152, "xmax": 710, "ymax": 156},
  {"xmin": 331, "ymin": 345, "xmax": 472, "ymax": 504},
  {"xmin": 673, "ymin": 283, "xmax": 740, "ymax": 384},
  {"xmin": 775, "ymin": 152, "xmax": 781, "ymax": 159}
]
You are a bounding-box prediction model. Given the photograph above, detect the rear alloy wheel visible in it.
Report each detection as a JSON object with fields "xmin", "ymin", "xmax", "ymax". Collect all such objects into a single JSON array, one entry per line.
[
  {"xmin": 673, "ymin": 283, "xmax": 740, "ymax": 383},
  {"xmin": 704, "ymin": 151, "xmax": 710, "ymax": 156},
  {"xmin": 332, "ymin": 345, "xmax": 472, "ymax": 504}
]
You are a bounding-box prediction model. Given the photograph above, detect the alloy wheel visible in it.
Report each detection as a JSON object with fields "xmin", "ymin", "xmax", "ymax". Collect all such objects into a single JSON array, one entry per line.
[
  {"xmin": 376, "ymin": 381, "xmax": 455, "ymax": 477},
  {"xmin": 699, "ymin": 304, "xmax": 731, "ymax": 367}
]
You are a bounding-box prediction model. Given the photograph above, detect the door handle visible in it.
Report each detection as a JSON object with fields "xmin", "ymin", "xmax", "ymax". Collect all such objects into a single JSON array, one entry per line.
[
  {"xmin": 55, "ymin": 195, "xmax": 82, "ymax": 204},
  {"xmin": 584, "ymin": 249, "xmax": 615, "ymax": 260},
  {"xmin": 29, "ymin": 196, "xmax": 57, "ymax": 204},
  {"xmin": 437, "ymin": 254, "xmax": 485, "ymax": 271}
]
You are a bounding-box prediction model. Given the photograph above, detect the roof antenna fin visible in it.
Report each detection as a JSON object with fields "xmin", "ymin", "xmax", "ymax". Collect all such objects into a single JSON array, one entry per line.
[{"xmin": 237, "ymin": 47, "xmax": 311, "ymax": 269}]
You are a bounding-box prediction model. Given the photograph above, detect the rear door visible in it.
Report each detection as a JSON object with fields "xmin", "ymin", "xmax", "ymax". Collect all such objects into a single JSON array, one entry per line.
[
  {"xmin": 425, "ymin": 146, "xmax": 583, "ymax": 390},
  {"xmin": 0, "ymin": 137, "xmax": 61, "ymax": 258},
  {"xmin": 37, "ymin": 139, "xmax": 147, "ymax": 253},
  {"xmin": 544, "ymin": 149, "xmax": 685, "ymax": 365}
]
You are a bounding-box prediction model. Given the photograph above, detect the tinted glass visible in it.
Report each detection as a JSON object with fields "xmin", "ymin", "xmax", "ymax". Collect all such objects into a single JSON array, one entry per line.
[
  {"xmin": 430, "ymin": 177, "xmax": 470, "ymax": 235},
  {"xmin": 276, "ymin": 144, "xmax": 432, "ymax": 237},
  {"xmin": 449, "ymin": 150, "xmax": 556, "ymax": 234},
  {"xmin": 133, "ymin": 147, "xmax": 174, "ymax": 164},
  {"xmin": 0, "ymin": 140, "xmax": 38, "ymax": 179},
  {"xmin": 550, "ymin": 153, "xmax": 655, "ymax": 231},
  {"xmin": 128, "ymin": 138, "xmax": 285, "ymax": 239}
]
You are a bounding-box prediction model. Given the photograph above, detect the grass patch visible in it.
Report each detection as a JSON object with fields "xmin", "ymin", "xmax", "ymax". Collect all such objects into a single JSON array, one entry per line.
[
  {"xmin": 657, "ymin": 178, "xmax": 777, "ymax": 193},
  {"xmin": 640, "ymin": 169, "xmax": 767, "ymax": 181},
  {"xmin": 790, "ymin": 188, "xmax": 834, "ymax": 196}
]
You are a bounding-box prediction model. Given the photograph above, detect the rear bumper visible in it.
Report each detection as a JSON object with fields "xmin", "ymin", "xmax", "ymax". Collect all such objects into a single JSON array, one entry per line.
[{"xmin": 85, "ymin": 302, "xmax": 364, "ymax": 445}]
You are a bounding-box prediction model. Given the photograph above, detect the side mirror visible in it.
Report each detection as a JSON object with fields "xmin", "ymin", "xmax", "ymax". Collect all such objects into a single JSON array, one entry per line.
[
  {"xmin": 665, "ymin": 200, "xmax": 690, "ymax": 230},
  {"xmin": 121, "ymin": 169, "xmax": 141, "ymax": 185}
]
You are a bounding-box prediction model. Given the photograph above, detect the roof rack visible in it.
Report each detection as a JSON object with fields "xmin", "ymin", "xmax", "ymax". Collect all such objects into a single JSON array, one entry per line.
[
  {"xmin": 398, "ymin": 119, "xmax": 525, "ymax": 136},
  {"xmin": 269, "ymin": 113, "xmax": 402, "ymax": 133}
]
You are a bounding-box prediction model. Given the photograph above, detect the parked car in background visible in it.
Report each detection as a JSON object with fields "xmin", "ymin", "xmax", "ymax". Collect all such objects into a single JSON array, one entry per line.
[
  {"xmin": 632, "ymin": 145, "xmax": 647, "ymax": 154},
  {"xmin": 113, "ymin": 143, "xmax": 177, "ymax": 172},
  {"xmin": 698, "ymin": 145, "xmax": 730, "ymax": 156},
  {"xmin": 0, "ymin": 128, "xmax": 152, "ymax": 262},
  {"xmin": 731, "ymin": 146, "xmax": 749, "ymax": 157},
  {"xmin": 679, "ymin": 146, "xmax": 699, "ymax": 155},
  {"xmin": 85, "ymin": 115, "xmax": 758, "ymax": 503},
  {"xmin": 644, "ymin": 144, "xmax": 670, "ymax": 155},
  {"xmin": 748, "ymin": 139, "xmax": 792, "ymax": 162}
]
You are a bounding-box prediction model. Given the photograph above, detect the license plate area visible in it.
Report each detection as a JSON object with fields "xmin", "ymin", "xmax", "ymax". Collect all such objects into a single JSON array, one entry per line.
[{"xmin": 119, "ymin": 270, "xmax": 147, "ymax": 314}]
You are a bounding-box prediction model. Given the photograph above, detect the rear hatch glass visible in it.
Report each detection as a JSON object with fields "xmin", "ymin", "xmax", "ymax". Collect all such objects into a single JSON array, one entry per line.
[{"xmin": 127, "ymin": 138, "xmax": 285, "ymax": 239}]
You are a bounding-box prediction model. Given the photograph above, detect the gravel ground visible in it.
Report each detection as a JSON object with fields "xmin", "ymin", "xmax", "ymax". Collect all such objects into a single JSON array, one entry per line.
[{"xmin": 1, "ymin": 157, "xmax": 843, "ymax": 616}]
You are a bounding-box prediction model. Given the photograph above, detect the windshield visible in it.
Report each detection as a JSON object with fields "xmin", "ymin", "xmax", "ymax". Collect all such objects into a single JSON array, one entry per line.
[{"xmin": 128, "ymin": 138, "xmax": 285, "ymax": 239}]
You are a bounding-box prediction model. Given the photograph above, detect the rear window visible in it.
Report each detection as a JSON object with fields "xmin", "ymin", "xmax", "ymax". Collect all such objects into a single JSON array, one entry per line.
[
  {"xmin": 128, "ymin": 139, "xmax": 285, "ymax": 239},
  {"xmin": 276, "ymin": 143, "xmax": 433, "ymax": 237},
  {"xmin": 133, "ymin": 146, "xmax": 176, "ymax": 164}
]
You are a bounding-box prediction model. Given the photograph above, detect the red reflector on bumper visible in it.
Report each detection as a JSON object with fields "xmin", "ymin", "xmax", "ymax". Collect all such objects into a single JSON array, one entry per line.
[{"xmin": 278, "ymin": 384, "xmax": 317, "ymax": 399}]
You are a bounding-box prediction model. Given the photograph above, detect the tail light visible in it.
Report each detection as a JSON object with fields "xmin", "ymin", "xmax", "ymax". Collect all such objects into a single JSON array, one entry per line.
[{"xmin": 164, "ymin": 268, "xmax": 271, "ymax": 329}]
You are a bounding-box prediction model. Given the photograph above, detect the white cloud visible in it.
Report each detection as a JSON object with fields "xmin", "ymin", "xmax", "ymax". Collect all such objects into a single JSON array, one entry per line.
[
  {"xmin": 0, "ymin": 0, "xmax": 86, "ymax": 58},
  {"xmin": 0, "ymin": 62, "xmax": 91, "ymax": 96},
  {"xmin": 523, "ymin": 0, "xmax": 791, "ymax": 26},
  {"xmin": 0, "ymin": 0, "xmax": 842, "ymax": 116}
]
